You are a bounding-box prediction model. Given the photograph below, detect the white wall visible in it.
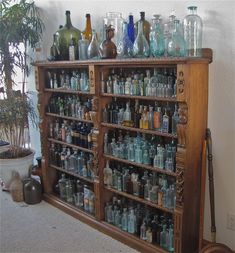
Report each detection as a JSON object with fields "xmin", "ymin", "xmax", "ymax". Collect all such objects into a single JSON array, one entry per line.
[{"xmin": 28, "ymin": 0, "xmax": 235, "ymax": 250}]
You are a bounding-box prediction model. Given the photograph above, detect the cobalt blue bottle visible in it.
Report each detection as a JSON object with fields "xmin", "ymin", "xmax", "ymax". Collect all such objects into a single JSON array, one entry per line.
[{"xmin": 127, "ymin": 13, "xmax": 135, "ymax": 43}]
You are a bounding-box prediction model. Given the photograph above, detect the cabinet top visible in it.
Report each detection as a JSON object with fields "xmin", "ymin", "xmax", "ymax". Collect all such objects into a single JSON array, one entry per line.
[{"xmin": 33, "ymin": 48, "xmax": 212, "ymax": 67}]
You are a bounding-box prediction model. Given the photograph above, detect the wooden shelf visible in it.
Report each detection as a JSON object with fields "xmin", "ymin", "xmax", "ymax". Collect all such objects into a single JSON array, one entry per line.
[
  {"xmin": 104, "ymin": 186, "xmax": 174, "ymax": 214},
  {"xmin": 50, "ymin": 164, "xmax": 94, "ymax": 184},
  {"xmin": 44, "ymin": 88, "xmax": 94, "ymax": 95},
  {"xmin": 48, "ymin": 138, "xmax": 94, "ymax": 154},
  {"xmin": 104, "ymin": 154, "xmax": 176, "ymax": 177},
  {"xmin": 101, "ymin": 221, "xmax": 169, "ymax": 253},
  {"xmin": 101, "ymin": 122, "xmax": 177, "ymax": 139},
  {"xmin": 101, "ymin": 93, "xmax": 177, "ymax": 102},
  {"xmin": 46, "ymin": 112, "xmax": 93, "ymax": 124}
]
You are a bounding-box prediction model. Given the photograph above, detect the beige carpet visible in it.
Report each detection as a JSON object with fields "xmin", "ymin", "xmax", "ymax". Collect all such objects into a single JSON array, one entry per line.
[{"xmin": 0, "ymin": 190, "xmax": 139, "ymax": 253}]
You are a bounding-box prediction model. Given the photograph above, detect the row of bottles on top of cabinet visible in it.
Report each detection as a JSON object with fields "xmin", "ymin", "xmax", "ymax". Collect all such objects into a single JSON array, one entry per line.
[
  {"xmin": 104, "ymin": 130, "xmax": 177, "ymax": 172},
  {"xmin": 103, "ymin": 99, "xmax": 179, "ymax": 134},
  {"xmin": 104, "ymin": 161, "xmax": 176, "ymax": 209},
  {"xmin": 57, "ymin": 174, "xmax": 95, "ymax": 214},
  {"xmin": 49, "ymin": 143, "xmax": 95, "ymax": 180},
  {"xmin": 101, "ymin": 68, "xmax": 177, "ymax": 98},
  {"xmin": 46, "ymin": 69, "xmax": 90, "ymax": 91},
  {"xmin": 47, "ymin": 95, "xmax": 92, "ymax": 120},
  {"xmin": 104, "ymin": 196, "xmax": 174, "ymax": 252},
  {"xmin": 49, "ymin": 120, "xmax": 93, "ymax": 149}
]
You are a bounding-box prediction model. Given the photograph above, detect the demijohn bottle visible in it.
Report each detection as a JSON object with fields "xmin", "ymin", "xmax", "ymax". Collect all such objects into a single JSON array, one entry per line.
[{"xmin": 56, "ymin": 10, "xmax": 81, "ymax": 60}]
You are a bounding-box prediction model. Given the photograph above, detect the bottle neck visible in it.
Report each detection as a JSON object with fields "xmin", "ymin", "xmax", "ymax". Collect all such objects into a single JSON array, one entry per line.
[
  {"xmin": 137, "ymin": 21, "xmax": 144, "ymax": 35},
  {"xmin": 85, "ymin": 15, "xmax": 92, "ymax": 30},
  {"xmin": 65, "ymin": 12, "xmax": 72, "ymax": 28}
]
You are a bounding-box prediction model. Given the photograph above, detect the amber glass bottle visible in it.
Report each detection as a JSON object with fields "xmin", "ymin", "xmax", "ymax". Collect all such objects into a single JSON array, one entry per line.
[
  {"xmin": 135, "ymin": 12, "xmax": 150, "ymax": 43},
  {"xmin": 82, "ymin": 13, "xmax": 92, "ymax": 42}
]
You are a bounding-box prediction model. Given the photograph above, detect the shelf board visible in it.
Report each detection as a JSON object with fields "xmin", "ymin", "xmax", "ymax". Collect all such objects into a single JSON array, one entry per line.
[
  {"xmin": 101, "ymin": 221, "xmax": 169, "ymax": 253},
  {"xmin": 101, "ymin": 93, "xmax": 177, "ymax": 102},
  {"xmin": 104, "ymin": 154, "xmax": 177, "ymax": 177},
  {"xmin": 104, "ymin": 186, "xmax": 174, "ymax": 214},
  {"xmin": 46, "ymin": 112, "xmax": 93, "ymax": 124},
  {"xmin": 48, "ymin": 138, "xmax": 94, "ymax": 154},
  {"xmin": 49, "ymin": 164, "xmax": 94, "ymax": 184},
  {"xmin": 101, "ymin": 122, "xmax": 177, "ymax": 139},
  {"xmin": 44, "ymin": 88, "xmax": 94, "ymax": 95}
]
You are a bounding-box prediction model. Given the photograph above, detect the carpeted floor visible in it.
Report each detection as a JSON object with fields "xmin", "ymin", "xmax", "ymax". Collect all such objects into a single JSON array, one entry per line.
[{"xmin": 0, "ymin": 190, "xmax": 139, "ymax": 253}]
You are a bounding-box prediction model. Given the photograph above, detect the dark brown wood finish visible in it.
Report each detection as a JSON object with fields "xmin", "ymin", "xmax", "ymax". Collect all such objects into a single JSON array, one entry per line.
[{"xmin": 34, "ymin": 50, "xmax": 212, "ymax": 253}]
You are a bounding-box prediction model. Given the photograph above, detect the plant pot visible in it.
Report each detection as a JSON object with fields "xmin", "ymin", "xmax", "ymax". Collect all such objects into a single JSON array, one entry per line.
[{"xmin": 0, "ymin": 149, "xmax": 35, "ymax": 190}]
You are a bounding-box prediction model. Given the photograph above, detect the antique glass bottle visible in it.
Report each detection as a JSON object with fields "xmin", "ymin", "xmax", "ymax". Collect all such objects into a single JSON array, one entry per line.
[
  {"xmin": 69, "ymin": 35, "xmax": 75, "ymax": 61},
  {"xmin": 121, "ymin": 207, "xmax": 128, "ymax": 231},
  {"xmin": 58, "ymin": 174, "xmax": 67, "ymax": 200},
  {"xmin": 78, "ymin": 34, "xmax": 89, "ymax": 60},
  {"xmin": 167, "ymin": 20, "xmax": 186, "ymax": 57},
  {"xmin": 87, "ymin": 30, "xmax": 100, "ymax": 59},
  {"xmin": 128, "ymin": 208, "xmax": 136, "ymax": 234},
  {"xmin": 149, "ymin": 15, "xmax": 165, "ymax": 57},
  {"xmin": 127, "ymin": 13, "xmax": 135, "ymax": 43},
  {"xmin": 56, "ymin": 10, "xmax": 81, "ymax": 60},
  {"xmin": 140, "ymin": 220, "xmax": 147, "ymax": 240},
  {"xmin": 103, "ymin": 160, "xmax": 113, "ymax": 187},
  {"xmin": 172, "ymin": 104, "xmax": 179, "ymax": 134},
  {"xmin": 50, "ymin": 33, "xmax": 60, "ymax": 61},
  {"xmin": 65, "ymin": 180, "xmax": 73, "ymax": 204},
  {"xmin": 117, "ymin": 22, "xmax": 133, "ymax": 58},
  {"xmin": 82, "ymin": 13, "xmax": 92, "ymax": 42},
  {"xmin": 183, "ymin": 6, "xmax": 202, "ymax": 57},
  {"xmin": 133, "ymin": 21, "xmax": 150, "ymax": 58},
  {"xmin": 160, "ymin": 224, "xmax": 168, "ymax": 249},
  {"xmin": 162, "ymin": 108, "xmax": 169, "ymax": 133},
  {"xmin": 135, "ymin": 12, "xmax": 150, "ymax": 43},
  {"xmin": 100, "ymin": 25, "xmax": 117, "ymax": 59}
]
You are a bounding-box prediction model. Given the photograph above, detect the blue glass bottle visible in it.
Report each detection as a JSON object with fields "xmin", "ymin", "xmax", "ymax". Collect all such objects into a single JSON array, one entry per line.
[
  {"xmin": 127, "ymin": 13, "xmax": 135, "ymax": 43},
  {"xmin": 121, "ymin": 208, "xmax": 128, "ymax": 231}
]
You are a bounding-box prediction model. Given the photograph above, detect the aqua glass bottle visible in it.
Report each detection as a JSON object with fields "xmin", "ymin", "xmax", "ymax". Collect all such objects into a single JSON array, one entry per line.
[
  {"xmin": 78, "ymin": 34, "xmax": 89, "ymax": 60},
  {"xmin": 87, "ymin": 29, "xmax": 100, "ymax": 59},
  {"xmin": 183, "ymin": 6, "xmax": 203, "ymax": 57},
  {"xmin": 160, "ymin": 224, "xmax": 167, "ymax": 249},
  {"xmin": 121, "ymin": 207, "xmax": 128, "ymax": 231},
  {"xmin": 128, "ymin": 208, "xmax": 136, "ymax": 234},
  {"xmin": 133, "ymin": 21, "xmax": 150, "ymax": 58},
  {"xmin": 167, "ymin": 20, "xmax": 186, "ymax": 57},
  {"xmin": 150, "ymin": 15, "xmax": 165, "ymax": 57},
  {"xmin": 58, "ymin": 173, "xmax": 67, "ymax": 200},
  {"xmin": 117, "ymin": 22, "xmax": 133, "ymax": 58},
  {"xmin": 127, "ymin": 13, "xmax": 135, "ymax": 43},
  {"xmin": 56, "ymin": 10, "xmax": 81, "ymax": 60}
]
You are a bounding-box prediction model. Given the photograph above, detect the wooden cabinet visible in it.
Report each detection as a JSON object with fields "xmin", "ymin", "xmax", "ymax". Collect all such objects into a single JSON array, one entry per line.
[{"xmin": 34, "ymin": 49, "xmax": 212, "ymax": 253}]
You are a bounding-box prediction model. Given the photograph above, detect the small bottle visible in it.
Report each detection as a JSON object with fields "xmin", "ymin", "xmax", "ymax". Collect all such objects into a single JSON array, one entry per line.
[
  {"xmin": 127, "ymin": 13, "xmax": 135, "ymax": 43},
  {"xmin": 160, "ymin": 224, "xmax": 167, "ymax": 249},
  {"xmin": 171, "ymin": 104, "xmax": 179, "ymax": 135},
  {"xmin": 87, "ymin": 29, "xmax": 100, "ymax": 59},
  {"xmin": 69, "ymin": 35, "xmax": 75, "ymax": 61},
  {"xmin": 148, "ymin": 106, "xmax": 154, "ymax": 130},
  {"xmin": 162, "ymin": 108, "xmax": 169, "ymax": 133},
  {"xmin": 140, "ymin": 220, "xmax": 147, "ymax": 240},
  {"xmin": 65, "ymin": 180, "xmax": 74, "ymax": 204},
  {"xmin": 103, "ymin": 160, "xmax": 113, "ymax": 187},
  {"xmin": 121, "ymin": 208, "xmax": 128, "ymax": 231},
  {"xmin": 128, "ymin": 208, "xmax": 136, "ymax": 234}
]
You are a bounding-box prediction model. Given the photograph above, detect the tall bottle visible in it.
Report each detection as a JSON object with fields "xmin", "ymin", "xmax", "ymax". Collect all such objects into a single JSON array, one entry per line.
[
  {"xmin": 183, "ymin": 6, "xmax": 203, "ymax": 57},
  {"xmin": 87, "ymin": 29, "xmax": 100, "ymax": 59},
  {"xmin": 133, "ymin": 21, "xmax": 150, "ymax": 58},
  {"xmin": 100, "ymin": 25, "xmax": 117, "ymax": 59},
  {"xmin": 78, "ymin": 34, "xmax": 89, "ymax": 60},
  {"xmin": 82, "ymin": 13, "xmax": 92, "ymax": 42},
  {"xmin": 167, "ymin": 20, "xmax": 186, "ymax": 57},
  {"xmin": 135, "ymin": 12, "xmax": 150, "ymax": 43},
  {"xmin": 127, "ymin": 13, "xmax": 135, "ymax": 43},
  {"xmin": 117, "ymin": 22, "xmax": 133, "ymax": 58},
  {"xmin": 56, "ymin": 10, "xmax": 81, "ymax": 60}
]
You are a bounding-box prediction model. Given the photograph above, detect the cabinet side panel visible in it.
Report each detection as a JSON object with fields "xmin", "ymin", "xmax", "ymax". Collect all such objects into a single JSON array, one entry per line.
[{"xmin": 181, "ymin": 63, "xmax": 209, "ymax": 253}]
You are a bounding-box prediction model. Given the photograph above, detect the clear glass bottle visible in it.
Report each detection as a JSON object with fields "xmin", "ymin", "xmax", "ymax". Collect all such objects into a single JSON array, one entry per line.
[
  {"xmin": 172, "ymin": 104, "xmax": 179, "ymax": 135},
  {"xmin": 103, "ymin": 160, "xmax": 113, "ymax": 187},
  {"xmin": 140, "ymin": 220, "xmax": 147, "ymax": 240},
  {"xmin": 50, "ymin": 33, "xmax": 60, "ymax": 61},
  {"xmin": 65, "ymin": 180, "xmax": 73, "ymax": 204},
  {"xmin": 78, "ymin": 34, "xmax": 89, "ymax": 60},
  {"xmin": 69, "ymin": 35, "xmax": 75, "ymax": 61},
  {"xmin": 58, "ymin": 173, "xmax": 67, "ymax": 200},
  {"xmin": 167, "ymin": 20, "xmax": 186, "ymax": 57},
  {"xmin": 123, "ymin": 101, "xmax": 133, "ymax": 127},
  {"xmin": 148, "ymin": 106, "xmax": 154, "ymax": 130},
  {"xmin": 133, "ymin": 21, "xmax": 150, "ymax": 58},
  {"xmin": 117, "ymin": 22, "xmax": 133, "ymax": 58},
  {"xmin": 128, "ymin": 208, "xmax": 136, "ymax": 234},
  {"xmin": 160, "ymin": 224, "xmax": 167, "ymax": 249},
  {"xmin": 87, "ymin": 29, "xmax": 100, "ymax": 59},
  {"xmin": 183, "ymin": 6, "xmax": 203, "ymax": 57},
  {"xmin": 103, "ymin": 12, "xmax": 124, "ymax": 48}
]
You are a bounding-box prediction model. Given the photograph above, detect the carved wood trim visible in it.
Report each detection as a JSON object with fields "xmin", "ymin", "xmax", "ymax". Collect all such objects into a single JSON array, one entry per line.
[
  {"xmin": 177, "ymin": 103, "xmax": 188, "ymax": 148},
  {"xmin": 174, "ymin": 211, "xmax": 183, "ymax": 253}
]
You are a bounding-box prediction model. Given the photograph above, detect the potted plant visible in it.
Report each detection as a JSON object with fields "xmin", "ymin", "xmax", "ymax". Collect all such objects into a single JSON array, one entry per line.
[{"xmin": 0, "ymin": 0, "xmax": 44, "ymax": 189}]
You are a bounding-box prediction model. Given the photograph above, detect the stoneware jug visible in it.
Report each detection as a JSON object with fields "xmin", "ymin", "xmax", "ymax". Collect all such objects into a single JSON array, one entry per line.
[{"xmin": 23, "ymin": 177, "xmax": 42, "ymax": 204}]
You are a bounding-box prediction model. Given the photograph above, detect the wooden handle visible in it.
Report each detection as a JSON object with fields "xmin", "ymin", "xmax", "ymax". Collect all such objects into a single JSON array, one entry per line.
[{"xmin": 206, "ymin": 128, "xmax": 216, "ymax": 243}]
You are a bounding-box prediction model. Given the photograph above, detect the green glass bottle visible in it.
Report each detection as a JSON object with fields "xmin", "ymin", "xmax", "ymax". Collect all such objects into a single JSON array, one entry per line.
[{"xmin": 56, "ymin": 10, "xmax": 81, "ymax": 60}]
